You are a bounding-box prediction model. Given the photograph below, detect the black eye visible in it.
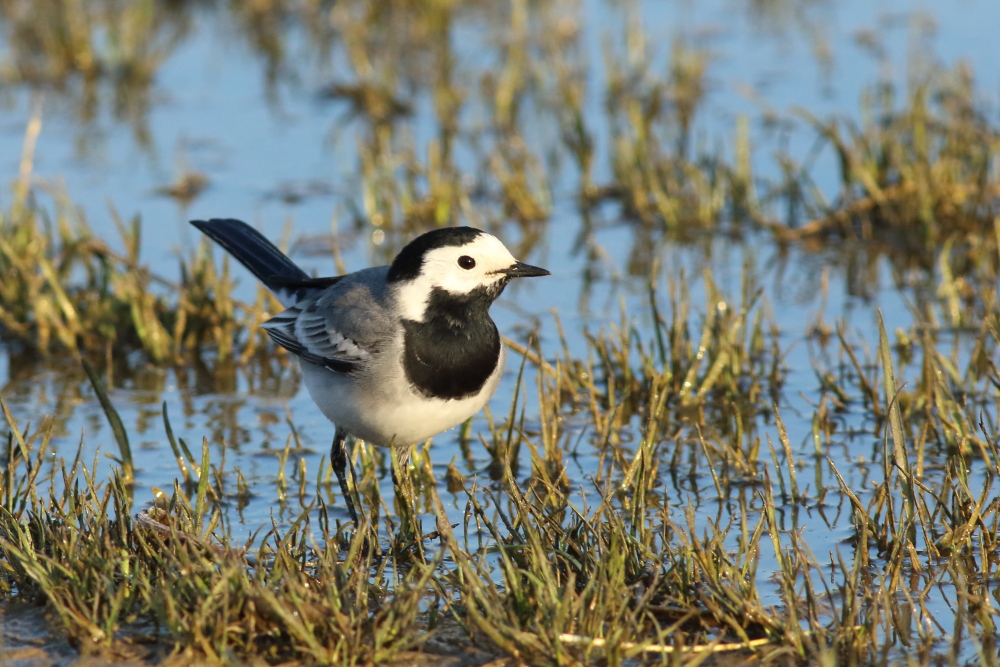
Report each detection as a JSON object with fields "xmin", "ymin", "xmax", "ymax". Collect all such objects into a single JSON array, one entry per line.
[{"xmin": 458, "ymin": 255, "xmax": 476, "ymax": 270}]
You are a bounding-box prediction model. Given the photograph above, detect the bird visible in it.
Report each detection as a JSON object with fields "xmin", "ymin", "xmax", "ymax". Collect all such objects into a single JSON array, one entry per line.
[{"xmin": 190, "ymin": 218, "xmax": 549, "ymax": 525}]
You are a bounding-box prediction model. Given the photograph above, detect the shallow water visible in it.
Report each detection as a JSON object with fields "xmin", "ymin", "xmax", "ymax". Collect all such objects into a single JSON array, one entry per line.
[{"xmin": 2, "ymin": 0, "xmax": 999, "ymax": 660}]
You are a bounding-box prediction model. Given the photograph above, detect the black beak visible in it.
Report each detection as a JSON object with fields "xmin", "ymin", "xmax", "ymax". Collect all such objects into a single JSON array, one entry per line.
[{"xmin": 500, "ymin": 261, "xmax": 550, "ymax": 278}]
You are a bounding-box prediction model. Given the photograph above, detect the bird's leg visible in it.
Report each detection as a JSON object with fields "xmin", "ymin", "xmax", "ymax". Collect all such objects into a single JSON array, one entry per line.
[{"xmin": 330, "ymin": 427, "xmax": 359, "ymax": 526}]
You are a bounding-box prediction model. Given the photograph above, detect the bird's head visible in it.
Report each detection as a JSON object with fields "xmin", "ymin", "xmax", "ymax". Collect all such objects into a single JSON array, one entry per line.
[{"xmin": 388, "ymin": 227, "xmax": 549, "ymax": 322}]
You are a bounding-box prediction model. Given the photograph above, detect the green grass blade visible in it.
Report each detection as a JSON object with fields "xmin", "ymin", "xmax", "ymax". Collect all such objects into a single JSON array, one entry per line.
[{"xmin": 81, "ymin": 359, "xmax": 133, "ymax": 483}]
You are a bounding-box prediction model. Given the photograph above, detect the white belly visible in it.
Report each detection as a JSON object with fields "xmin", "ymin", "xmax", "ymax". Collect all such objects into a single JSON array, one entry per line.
[{"xmin": 299, "ymin": 345, "xmax": 506, "ymax": 447}]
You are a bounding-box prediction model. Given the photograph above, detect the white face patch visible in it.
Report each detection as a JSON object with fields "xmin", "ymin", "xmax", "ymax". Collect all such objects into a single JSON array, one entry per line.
[{"xmin": 394, "ymin": 233, "xmax": 518, "ymax": 322}]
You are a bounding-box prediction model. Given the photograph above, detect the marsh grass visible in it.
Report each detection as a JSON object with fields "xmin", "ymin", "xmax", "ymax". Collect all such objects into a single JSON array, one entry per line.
[
  {"xmin": 0, "ymin": 405, "xmax": 435, "ymax": 664},
  {"xmin": 3, "ymin": 267, "xmax": 1000, "ymax": 664},
  {"xmin": 3, "ymin": 0, "xmax": 1000, "ymax": 665},
  {"xmin": 783, "ymin": 64, "xmax": 1000, "ymax": 246},
  {"xmin": 0, "ymin": 181, "xmax": 281, "ymax": 366}
]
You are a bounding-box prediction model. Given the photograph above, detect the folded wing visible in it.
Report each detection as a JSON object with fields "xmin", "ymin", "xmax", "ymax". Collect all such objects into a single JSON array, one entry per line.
[{"xmin": 260, "ymin": 266, "xmax": 393, "ymax": 375}]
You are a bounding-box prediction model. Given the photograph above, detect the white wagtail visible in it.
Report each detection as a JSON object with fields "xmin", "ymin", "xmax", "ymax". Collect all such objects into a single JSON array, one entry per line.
[{"xmin": 190, "ymin": 219, "xmax": 549, "ymax": 524}]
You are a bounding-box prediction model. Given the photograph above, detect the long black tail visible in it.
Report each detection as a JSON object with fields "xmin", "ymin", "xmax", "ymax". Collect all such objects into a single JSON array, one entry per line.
[{"xmin": 191, "ymin": 218, "xmax": 310, "ymax": 305}]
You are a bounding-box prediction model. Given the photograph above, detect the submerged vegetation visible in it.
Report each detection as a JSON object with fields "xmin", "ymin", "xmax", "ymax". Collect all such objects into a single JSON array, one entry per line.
[{"xmin": 2, "ymin": 0, "xmax": 1000, "ymax": 665}]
